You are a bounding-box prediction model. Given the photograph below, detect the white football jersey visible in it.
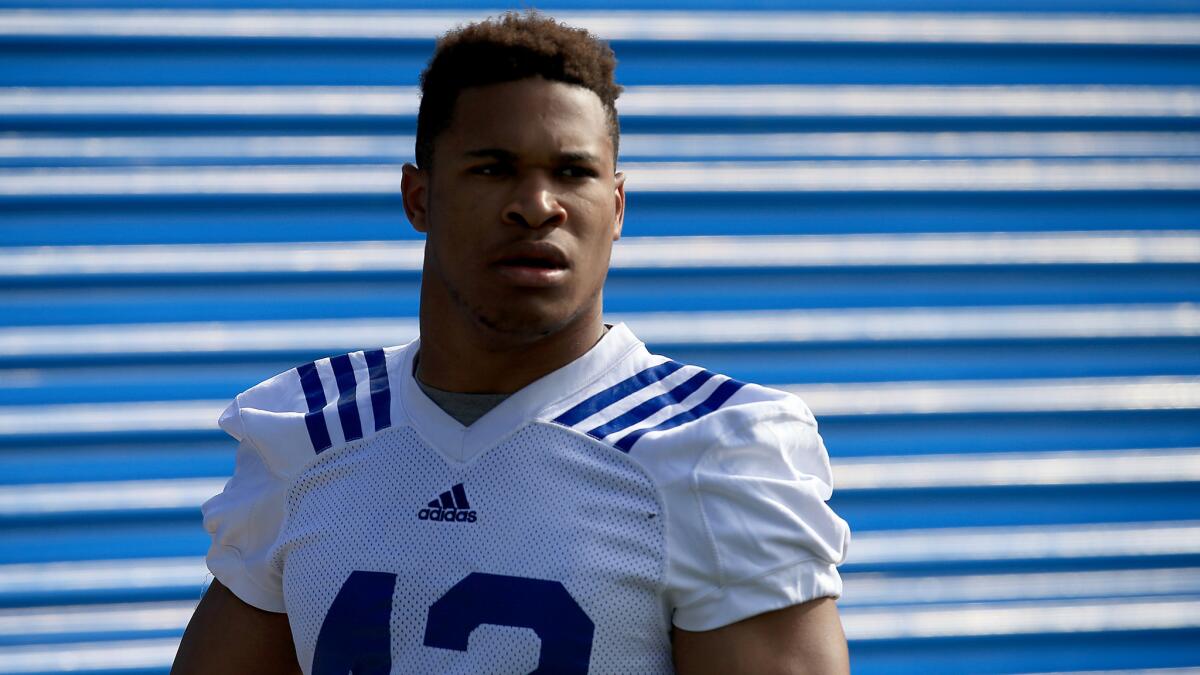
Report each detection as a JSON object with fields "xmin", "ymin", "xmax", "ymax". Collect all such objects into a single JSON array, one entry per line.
[{"xmin": 202, "ymin": 323, "xmax": 850, "ymax": 674}]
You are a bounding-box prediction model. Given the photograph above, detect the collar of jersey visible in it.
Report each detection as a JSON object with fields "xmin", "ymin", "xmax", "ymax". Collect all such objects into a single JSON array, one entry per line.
[{"xmin": 399, "ymin": 323, "xmax": 642, "ymax": 464}]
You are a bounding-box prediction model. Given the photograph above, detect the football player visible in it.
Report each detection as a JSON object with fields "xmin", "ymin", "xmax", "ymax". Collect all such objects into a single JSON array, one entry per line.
[{"xmin": 173, "ymin": 11, "xmax": 851, "ymax": 674}]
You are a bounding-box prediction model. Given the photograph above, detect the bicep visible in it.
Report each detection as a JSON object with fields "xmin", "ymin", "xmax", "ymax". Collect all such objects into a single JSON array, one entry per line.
[
  {"xmin": 172, "ymin": 579, "xmax": 301, "ymax": 675},
  {"xmin": 672, "ymin": 597, "xmax": 850, "ymax": 675}
]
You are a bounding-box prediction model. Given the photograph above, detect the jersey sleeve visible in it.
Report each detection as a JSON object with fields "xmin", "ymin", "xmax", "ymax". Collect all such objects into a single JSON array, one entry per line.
[
  {"xmin": 658, "ymin": 387, "xmax": 850, "ymax": 631},
  {"xmin": 200, "ymin": 399, "xmax": 292, "ymax": 612}
]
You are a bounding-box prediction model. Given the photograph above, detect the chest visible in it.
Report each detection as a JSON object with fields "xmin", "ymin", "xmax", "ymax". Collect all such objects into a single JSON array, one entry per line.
[{"xmin": 275, "ymin": 424, "xmax": 674, "ymax": 674}]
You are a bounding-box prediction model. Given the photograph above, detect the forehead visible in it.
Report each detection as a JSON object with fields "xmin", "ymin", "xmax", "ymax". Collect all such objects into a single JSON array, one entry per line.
[{"xmin": 438, "ymin": 77, "xmax": 613, "ymax": 160}]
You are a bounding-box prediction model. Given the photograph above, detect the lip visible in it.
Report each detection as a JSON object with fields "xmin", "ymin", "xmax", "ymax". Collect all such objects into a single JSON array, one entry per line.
[
  {"xmin": 490, "ymin": 241, "xmax": 571, "ymax": 287},
  {"xmin": 492, "ymin": 241, "xmax": 570, "ymax": 268}
]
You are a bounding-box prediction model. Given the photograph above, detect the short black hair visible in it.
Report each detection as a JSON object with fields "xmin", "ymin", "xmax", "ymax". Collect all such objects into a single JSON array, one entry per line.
[{"xmin": 415, "ymin": 11, "xmax": 622, "ymax": 169}]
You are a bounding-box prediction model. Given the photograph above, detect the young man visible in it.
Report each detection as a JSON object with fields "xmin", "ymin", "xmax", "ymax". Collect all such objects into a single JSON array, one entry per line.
[{"xmin": 174, "ymin": 12, "xmax": 851, "ymax": 674}]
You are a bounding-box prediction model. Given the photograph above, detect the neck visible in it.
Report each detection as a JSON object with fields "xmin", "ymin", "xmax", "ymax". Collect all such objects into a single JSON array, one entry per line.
[{"xmin": 416, "ymin": 298, "xmax": 607, "ymax": 395}]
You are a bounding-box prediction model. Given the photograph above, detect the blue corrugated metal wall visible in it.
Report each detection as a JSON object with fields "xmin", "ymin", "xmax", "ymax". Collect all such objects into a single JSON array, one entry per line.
[{"xmin": 1, "ymin": 2, "xmax": 1199, "ymax": 673}]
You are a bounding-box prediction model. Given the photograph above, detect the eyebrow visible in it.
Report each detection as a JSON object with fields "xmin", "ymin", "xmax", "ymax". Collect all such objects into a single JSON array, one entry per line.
[
  {"xmin": 464, "ymin": 148, "xmax": 517, "ymax": 161},
  {"xmin": 559, "ymin": 151, "xmax": 600, "ymax": 164},
  {"xmin": 462, "ymin": 148, "xmax": 600, "ymax": 163}
]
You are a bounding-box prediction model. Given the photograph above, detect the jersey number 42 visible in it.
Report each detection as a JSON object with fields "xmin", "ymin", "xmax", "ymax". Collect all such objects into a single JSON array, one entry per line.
[{"xmin": 312, "ymin": 570, "xmax": 596, "ymax": 674}]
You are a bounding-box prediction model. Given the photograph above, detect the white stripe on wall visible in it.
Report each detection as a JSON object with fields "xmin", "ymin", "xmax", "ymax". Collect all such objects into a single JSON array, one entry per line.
[
  {"xmin": 834, "ymin": 448, "xmax": 1200, "ymax": 489},
  {"xmin": 0, "ymin": 400, "xmax": 227, "ymax": 436},
  {"xmin": 842, "ymin": 597, "xmax": 1200, "ymax": 639},
  {"xmin": 3, "ymin": 86, "xmax": 1196, "ymax": 118},
  {"xmin": 620, "ymin": 85, "xmax": 1200, "ymax": 118},
  {"xmin": 2, "ymin": 556, "xmax": 1196, "ymax": 608},
  {"xmin": 623, "ymin": 131, "xmax": 1200, "ymax": 159},
  {"xmin": 616, "ymin": 305, "xmax": 1200, "ymax": 344},
  {"xmin": 1, "ymin": 377, "xmax": 1196, "ymax": 437},
  {"xmin": 0, "ymin": 478, "xmax": 225, "ymax": 516},
  {"xmin": 0, "ymin": 597, "xmax": 1195, "ymax": 670},
  {"xmin": 851, "ymin": 520, "xmax": 1200, "ymax": 563},
  {"xmin": 0, "ymin": 601, "xmax": 197, "ymax": 638},
  {"xmin": 625, "ymin": 159, "xmax": 1200, "ymax": 192},
  {"xmin": 3, "ymin": 596, "xmax": 1198, "ymax": 646},
  {"xmin": 0, "ymin": 10, "xmax": 1197, "ymax": 45},
  {"xmin": 4, "ymin": 232, "xmax": 1197, "ymax": 276},
  {"xmin": 841, "ymin": 567, "xmax": 1200, "ymax": 606},
  {"xmin": 1, "ymin": 305, "xmax": 1195, "ymax": 359},
  {"xmin": 3, "ymin": 448, "xmax": 1196, "ymax": 517},
  {"xmin": 791, "ymin": 376, "xmax": 1200, "ymax": 415},
  {"xmin": 5, "ymin": 132, "xmax": 1199, "ymax": 160},
  {"xmin": 0, "ymin": 638, "xmax": 182, "ymax": 674},
  {"xmin": 0, "ymin": 557, "xmax": 206, "ymax": 594},
  {"xmin": 4, "ymin": 159, "xmax": 1200, "ymax": 195},
  {"xmin": 0, "ymin": 318, "xmax": 422, "ymax": 357}
]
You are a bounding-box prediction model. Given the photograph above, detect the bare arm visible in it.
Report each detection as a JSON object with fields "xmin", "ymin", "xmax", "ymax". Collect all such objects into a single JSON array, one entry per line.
[
  {"xmin": 172, "ymin": 579, "xmax": 302, "ymax": 675},
  {"xmin": 672, "ymin": 597, "xmax": 850, "ymax": 675}
]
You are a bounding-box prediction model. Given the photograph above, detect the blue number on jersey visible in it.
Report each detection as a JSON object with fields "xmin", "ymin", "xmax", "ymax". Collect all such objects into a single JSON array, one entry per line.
[
  {"xmin": 424, "ymin": 572, "xmax": 595, "ymax": 674},
  {"xmin": 312, "ymin": 570, "xmax": 397, "ymax": 675},
  {"xmin": 313, "ymin": 571, "xmax": 596, "ymax": 674}
]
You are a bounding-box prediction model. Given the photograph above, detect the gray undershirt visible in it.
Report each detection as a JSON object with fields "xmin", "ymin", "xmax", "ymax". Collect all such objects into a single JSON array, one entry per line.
[
  {"xmin": 413, "ymin": 326, "xmax": 608, "ymax": 427},
  {"xmin": 416, "ymin": 378, "xmax": 511, "ymax": 427}
]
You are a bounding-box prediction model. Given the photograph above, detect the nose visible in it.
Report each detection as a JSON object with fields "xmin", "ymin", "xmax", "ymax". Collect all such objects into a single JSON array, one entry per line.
[{"xmin": 502, "ymin": 173, "xmax": 567, "ymax": 229}]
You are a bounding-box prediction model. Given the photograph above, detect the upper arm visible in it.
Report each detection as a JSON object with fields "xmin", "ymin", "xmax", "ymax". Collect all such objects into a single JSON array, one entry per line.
[
  {"xmin": 672, "ymin": 597, "xmax": 850, "ymax": 675},
  {"xmin": 172, "ymin": 579, "xmax": 301, "ymax": 675}
]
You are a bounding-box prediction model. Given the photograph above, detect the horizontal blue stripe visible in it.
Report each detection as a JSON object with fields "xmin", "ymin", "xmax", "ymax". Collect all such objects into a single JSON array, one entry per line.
[
  {"xmin": 296, "ymin": 361, "xmax": 332, "ymax": 453},
  {"xmin": 615, "ymin": 377, "xmax": 746, "ymax": 452},
  {"xmin": 330, "ymin": 353, "xmax": 363, "ymax": 443},
  {"xmin": 555, "ymin": 360, "xmax": 685, "ymax": 427},
  {"xmin": 365, "ymin": 348, "xmax": 391, "ymax": 432},
  {"xmin": 586, "ymin": 368, "xmax": 716, "ymax": 441}
]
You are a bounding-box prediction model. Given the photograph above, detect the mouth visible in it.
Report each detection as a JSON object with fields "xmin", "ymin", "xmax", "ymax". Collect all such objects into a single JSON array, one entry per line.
[
  {"xmin": 496, "ymin": 256, "xmax": 564, "ymax": 269},
  {"xmin": 491, "ymin": 242, "xmax": 570, "ymax": 287}
]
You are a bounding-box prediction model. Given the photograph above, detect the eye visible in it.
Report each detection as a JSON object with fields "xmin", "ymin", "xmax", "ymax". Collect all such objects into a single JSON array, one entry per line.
[
  {"xmin": 558, "ymin": 165, "xmax": 598, "ymax": 179},
  {"xmin": 469, "ymin": 163, "xmax": 512, "ymax": 177}
]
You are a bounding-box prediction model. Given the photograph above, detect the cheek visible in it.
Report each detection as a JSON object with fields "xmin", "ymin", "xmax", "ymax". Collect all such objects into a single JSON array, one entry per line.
[
  {"xmin": 428, "ymin": 196, "xmax": 482, "ymax": 248},
  {"xmin": 576, "ymin": 228, "xmax": 615, "ymax": 279}
]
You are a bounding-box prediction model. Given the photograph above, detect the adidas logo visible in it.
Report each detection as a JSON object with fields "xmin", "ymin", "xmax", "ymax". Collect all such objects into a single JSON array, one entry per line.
[{"xmin": 417, "ymin": 483, "xmax": 478, "ymax": 523}]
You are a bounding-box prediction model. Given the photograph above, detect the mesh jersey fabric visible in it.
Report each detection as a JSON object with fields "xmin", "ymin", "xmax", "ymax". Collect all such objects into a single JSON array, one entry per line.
[{"xmin": 201, "ymin": 323, "xmax": 850, "ymax": 673}]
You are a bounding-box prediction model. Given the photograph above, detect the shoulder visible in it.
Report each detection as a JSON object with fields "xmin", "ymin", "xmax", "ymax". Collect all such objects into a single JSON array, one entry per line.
[
  {"xmin": 543, "ymin": 346, "xmax": 848, "ymax": 630},
  {"xmin": 220, "ymin": 341, "xmax": 415, "ymax": 477},
  {"xmin": 545, "ymin": 344, "xmax": 817, "ymax": 464}
]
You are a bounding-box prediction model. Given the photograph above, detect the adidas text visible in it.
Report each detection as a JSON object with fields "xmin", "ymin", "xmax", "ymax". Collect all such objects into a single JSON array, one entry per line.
[{"xmin": 418, "ymin": 507, "xmax": 478, "ymax": 523}]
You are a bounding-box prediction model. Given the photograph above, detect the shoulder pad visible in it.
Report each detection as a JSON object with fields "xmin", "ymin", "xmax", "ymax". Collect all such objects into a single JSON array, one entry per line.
[
  {"xmin": 548, "ymin": 353, "xmax": 808, "ymax": 455},
  {"xmin": 219, "ymin": 345, "xmax": 408, "ymax": 477}
]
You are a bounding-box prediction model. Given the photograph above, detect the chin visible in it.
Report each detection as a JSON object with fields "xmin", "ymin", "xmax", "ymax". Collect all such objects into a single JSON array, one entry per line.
[
  {"xmin": 473, "ymin": 300, "xmax": 585, "ymax": 343},
  {"xmin": 477, "ymin": 310, "xmax": 566, "ymax": 341}
]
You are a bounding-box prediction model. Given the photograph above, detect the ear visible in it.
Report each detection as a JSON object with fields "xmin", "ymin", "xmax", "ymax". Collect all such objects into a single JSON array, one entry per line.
[
  {"xmin": 611, "ymin": 171, "xmax": 626, "ymax": 242},
  {"xmin": 401, "ymin": 163, "xmax": 430, "ymax": 233}
]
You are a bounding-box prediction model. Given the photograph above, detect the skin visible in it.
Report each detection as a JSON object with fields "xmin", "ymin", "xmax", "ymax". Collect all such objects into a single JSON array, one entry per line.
[
  {"xmin": 674, "ymin": 598, "xmax": 850, "ymax": 675},
  {"xmin": 172, "ymin": 579, "xmax": 299, "ymax": 675},
  {"xmin": 401, "ymin": 77, "xmax": 626, "ymax": 394},
  {"xmin": 173, "ymin": 76, "xmax": 850, "ymax": 674}
]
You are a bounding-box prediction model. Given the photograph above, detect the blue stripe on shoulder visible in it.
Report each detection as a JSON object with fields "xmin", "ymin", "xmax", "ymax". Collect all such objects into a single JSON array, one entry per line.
[
  {"xmin": 364, "ymin": 348, "xmax": 392, "ymax": 432},
  {"xmin": 585, "ymin": 369, "xmax": 716, "ymax": 441},
  {"xmin": 296, "ymin": 361, "xmax": 332, "ymax": 454},
  {"xmin": 614, "ymin": 377, "xmax": 746, "ymax": 453},
  {"xmin": 554, "ymin": 360, "xmax": 685, "ymax": 427},
  {"xmin": 330, "ymin": 354, "xmax": 363, "ymax": 443}
]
